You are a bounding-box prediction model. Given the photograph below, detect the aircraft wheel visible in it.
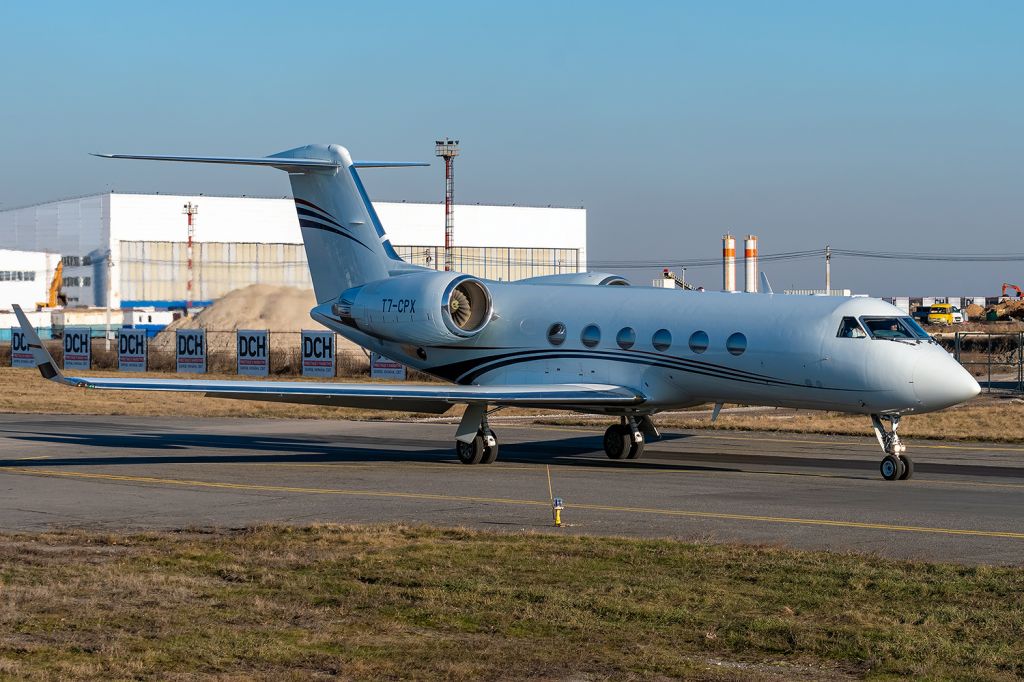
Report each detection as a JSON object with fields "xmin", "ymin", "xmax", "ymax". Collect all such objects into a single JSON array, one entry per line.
[
  {"xmin": 456, "ymin": 436, "xmax": 485, "ymax": 465},
  {"xmin": 626, "ymin": 433, "xmax": 645, "ymax": 459},
  {"xmin": 603, "ymin": 425, "xmax": 630, "ymax": 459},
  {"xmin": 880, "ymin": 454, "xmax": 904, "ymax": 481},
  {"xmin": 481, "ymin": 430, "xmax": 499, "ymax": 464},
  {"xmin": 898, "ymin": 454, "xmax": 914, "ymax": 480}
]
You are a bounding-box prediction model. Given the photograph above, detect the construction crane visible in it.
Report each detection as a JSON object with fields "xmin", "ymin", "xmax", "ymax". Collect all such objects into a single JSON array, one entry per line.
[
  {"xmin": 1001, "ymin": 283, "xmax": 1023, "ymax": 299},
  {"xmin": 662, "ymin": 268, "xmax": 702, "ymax": 291},
  {"xmin": 35, "ymin": 262, "xmax": 66, "ymax": 309}
]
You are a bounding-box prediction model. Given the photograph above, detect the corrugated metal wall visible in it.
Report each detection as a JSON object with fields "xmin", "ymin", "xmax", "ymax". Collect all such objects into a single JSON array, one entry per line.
[
  {"xmin": 119, "ymin": 242, "xmax": 311, "ymax": 303},
  {"xmin": 393, "ymin": 245, "xmax": 579, "ymax": 281},
  {"xmin": 120, "ymin": 241, "xmax": 580, "ymax": 303}
]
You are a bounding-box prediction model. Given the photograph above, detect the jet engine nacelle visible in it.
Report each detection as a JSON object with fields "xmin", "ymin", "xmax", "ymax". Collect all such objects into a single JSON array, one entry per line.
[
  {"xmin": 517, "ymin": 272, "xmax": 630, "ymax": 286},
  {"xmin": 333, "ymin": 271, "xmax": 493, "ymax": 346}
]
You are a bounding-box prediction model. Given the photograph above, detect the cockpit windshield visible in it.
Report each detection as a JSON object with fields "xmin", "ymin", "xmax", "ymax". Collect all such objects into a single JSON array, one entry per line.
[
  {"xmin": 860, "ymin": 316, "xmax": 930, "ymax": 341},
  {"xmin": 837, "ymin": 317, "xmax": 867, "ymax": 338},
  {"xmin": 900, "ymin": 316, "xmax": 931, "ymax": 340}
]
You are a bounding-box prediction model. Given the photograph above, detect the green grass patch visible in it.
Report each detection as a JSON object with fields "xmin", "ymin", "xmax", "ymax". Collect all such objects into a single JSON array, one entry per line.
[{"xmin": 0, "ymin": 525, "xmax": 1021, "ymax": 680}]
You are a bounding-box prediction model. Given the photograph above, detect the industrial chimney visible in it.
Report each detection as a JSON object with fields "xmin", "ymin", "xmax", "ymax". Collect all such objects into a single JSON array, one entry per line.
[
  {"xmin": 722, "ymin": 234, "xmax": 736, "ymax": 292},
  {"xmin": 744, "ymin": 235, "xmax": 758, "ymax": 293}
]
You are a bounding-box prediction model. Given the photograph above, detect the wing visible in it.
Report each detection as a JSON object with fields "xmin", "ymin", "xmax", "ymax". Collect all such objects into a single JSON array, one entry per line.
[{"xmin": 11, "ymin": 306, "xmax": 644, "ymax": 414}]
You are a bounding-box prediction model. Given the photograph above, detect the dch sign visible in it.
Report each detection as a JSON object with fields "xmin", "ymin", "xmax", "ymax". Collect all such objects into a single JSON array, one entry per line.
[
  {"xmin": 63, "ymin": 327, "xmax": 91, "ymax": 371},
  {"xmin": 11, "ymin": 328, "xmax": 33, "ymax": 368},
  {"xmin": 370, "ymin": 352, "xmax": 406, "ymax": 380},
  {"xmin": 237, "ymin": 330, "xmax": 269, "ymax": 376},
  {"xmin": 301, "ymin": 330, "xmax": 334, "ymax": 378},
  {"xmin": 176, "ymin": 329, "xmax": 206, "ymax": 373},
  {"xmin": 118, "ymin": 329, "xmax": 147, "ymax": 372}
]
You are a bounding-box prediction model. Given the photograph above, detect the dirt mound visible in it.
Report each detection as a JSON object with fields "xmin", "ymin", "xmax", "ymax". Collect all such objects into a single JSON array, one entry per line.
[
  {"xmin": 987, "ymin": 298, "xmax": 1024, "ymax": 321},
  {"xmin": 152, "ymin": 285, "xmax": 365, "ymax": 360},
  {"xmin": 166, "ymin": 284, "xmax": 327, "ymax": 333},
  {"xmin": 966, "ymin": 304, "xmax": 985, "ymax": 319}
]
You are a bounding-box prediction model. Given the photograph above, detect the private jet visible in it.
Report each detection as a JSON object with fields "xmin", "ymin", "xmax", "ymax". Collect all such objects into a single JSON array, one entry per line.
[{"xmin": 13, "ymin": 143, "xmax": 980, "ymax": 480}]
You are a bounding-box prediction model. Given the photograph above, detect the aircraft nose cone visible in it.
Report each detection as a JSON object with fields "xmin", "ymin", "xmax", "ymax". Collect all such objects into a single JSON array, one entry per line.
[{"xmin": 913, "ymin": 354, "xmax": 980, "ymax": 410}]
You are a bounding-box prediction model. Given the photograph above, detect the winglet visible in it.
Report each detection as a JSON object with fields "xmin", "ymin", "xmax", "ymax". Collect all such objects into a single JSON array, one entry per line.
[
  {"xmin": 759, "ymin": 272, "xmax": 774, "ymax": 294},
  {"xmin": 12, "ymin": 305, "xmax": 66, "ymax": 383}
]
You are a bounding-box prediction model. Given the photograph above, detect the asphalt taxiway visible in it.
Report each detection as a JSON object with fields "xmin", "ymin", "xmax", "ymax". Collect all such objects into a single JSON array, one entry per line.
[{"xmin": 0, "ymin": 414, "xmax": 1022, "ymax": 564}]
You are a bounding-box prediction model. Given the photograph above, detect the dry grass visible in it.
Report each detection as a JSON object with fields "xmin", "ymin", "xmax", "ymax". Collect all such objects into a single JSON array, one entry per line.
[
  {"xmin": 0, "ymin": 367, "xmax": 439, "ymax": 421},
  {"xmin": 0, "ymin": 524, "xmax": 1021, "ymax": 680}
]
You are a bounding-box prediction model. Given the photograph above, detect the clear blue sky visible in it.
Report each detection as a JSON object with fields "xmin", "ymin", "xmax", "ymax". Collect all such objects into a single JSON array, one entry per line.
[{"xmin": 1, "ymin": 1, "xmax": 1021, "ymax": 295}]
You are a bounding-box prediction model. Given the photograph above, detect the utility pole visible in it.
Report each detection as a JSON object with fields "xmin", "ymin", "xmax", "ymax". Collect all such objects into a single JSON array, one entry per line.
[
  {"xmin": 183, "ymin": 202, "xmax": 198, "ymax": 311},
  {"xmin": 104, "ymin": 249, "xmax": 113, "ymax": 351},
  {"xmin": 825, "ymin": 245, "xmax": 832, "ymax": 294},
  {"xmin": 434, "ymin": 139, "xmax": 459, "ymax": 271}
]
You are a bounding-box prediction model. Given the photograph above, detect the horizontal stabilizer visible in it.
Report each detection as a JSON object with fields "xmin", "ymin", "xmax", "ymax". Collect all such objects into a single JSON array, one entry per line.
[
  {"xmin": 91, "ymin": 153, "xmax": 340, "ymax": 173},
  {"xmin": 352, "ymin": 161, "xmax": 430, "ymax": 168},
  {"xmin": 92, "ymin": 153, "xmax": 428, "ymax": 173}
]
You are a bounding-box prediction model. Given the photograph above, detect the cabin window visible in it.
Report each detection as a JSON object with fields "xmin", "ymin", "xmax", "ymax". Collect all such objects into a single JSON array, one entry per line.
[
  {"xmin": 652, "ymin": 329, "xmax": 672, "ymax": 351},
  {"xmin": 547, "ymin": 323, "xmax": 567, "ymax": 346},
  {"xmin": 837, "ymin": 317, "xmax": 866, "ymax": 338},
  {"xmin": 616, "ymin": 327, "xmax": 636, "ymax": 350},
  {"xmin": 726, "ymin": 332, "xmax": 747, "ymax": 356},
  {"xmin": 688, "ymin": 330, "xmax": 709, "ymax": 354},
  {"xmin": 581, "ymin": 324, "xmax": 601, "ymax": 348}
]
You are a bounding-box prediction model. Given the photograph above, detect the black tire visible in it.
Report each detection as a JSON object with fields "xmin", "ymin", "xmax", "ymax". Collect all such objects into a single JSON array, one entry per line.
[
  {"xmin": 456, "ymin": 437, "xmax": 485, "ymax": 465},
  {"xmin": 626, "ymin": 434, "xmax": 645, "ymax": 459},
  {"xmin": 603, "ymin": 425, "xmax": 630, "ymax": 459},
  {"xmin": 481, "ymin": 430, "xmax": 499, "ymax": 464},
  {"xmin": 880, "ymin": 454, "xmax": 904, "ymax": 481},
  {"xmin": 898, "ymin": 454, "xmax": 914, "ymax": 480}
]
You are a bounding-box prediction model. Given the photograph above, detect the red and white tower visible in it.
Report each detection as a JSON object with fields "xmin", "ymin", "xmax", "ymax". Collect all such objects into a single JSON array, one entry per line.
[
  {"xmin": 182, "ymin": 202, "xmax": 198, "ymax": 310},
  {"xmin": 744, "ymin": 235, "xmax": 758, "ymax": 293},
  {"xmin": 434, "ymin": 138, "xmax": 459, "ymax": 271},
  {"xmin": 722, "ymin": 233, "xmax": 736, "ymax": 292}
]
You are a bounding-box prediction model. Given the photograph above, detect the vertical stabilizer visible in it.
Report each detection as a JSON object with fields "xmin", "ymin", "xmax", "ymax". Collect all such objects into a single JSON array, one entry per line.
[
  {"xmin": 93, "ymin": 145, "xmax": 428, "ymax": 303},
  {"xmin": 270, "ymin": 144, "xmax": 409, "ymax": 302}
]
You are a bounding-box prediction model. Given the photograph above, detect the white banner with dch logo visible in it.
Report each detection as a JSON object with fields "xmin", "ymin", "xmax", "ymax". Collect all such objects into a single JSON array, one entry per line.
[
  {"xmin": 237, "ymin": 330, "xmax": 269, "ymax": 376},
  {"xmin": 301, "ymin": 330, "xmax": 334, "ymax": 378},
  {"xmin": 176, "ymin": 329, "xmax": 206, "ymax": 374},
  {"xmin": 370, "ymin": 352, "xmax": 406, "ymax": 380},
  {"xmin": 118, "ymin": 328, "xmax": 147, "ymax": 372},
  {"xmin": 63, "ymin": 327, "xmax": 91, "ymax": 371},
  {"xmin": 11, "ymin": 328, "xmax": 34, "ymax": 368}
]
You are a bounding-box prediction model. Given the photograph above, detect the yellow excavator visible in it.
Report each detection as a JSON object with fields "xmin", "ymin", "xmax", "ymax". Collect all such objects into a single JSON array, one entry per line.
[{"xmin": 35, "ymin": 261, "xmax": 67, "ymax": 309}]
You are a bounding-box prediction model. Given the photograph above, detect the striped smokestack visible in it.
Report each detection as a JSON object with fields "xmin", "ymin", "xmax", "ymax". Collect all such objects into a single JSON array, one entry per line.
[
  {"xmin": 744, "ymin": 235, "xmax": 758, "ymax": 293},
  {"xmin": 722, "ymin": 234, "xmax": 736, "ymax": 292}
]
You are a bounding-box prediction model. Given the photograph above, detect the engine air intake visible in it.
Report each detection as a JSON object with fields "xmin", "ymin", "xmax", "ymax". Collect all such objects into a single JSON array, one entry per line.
[{"xmin": 443, "ymin": 277, "xmax": 492, "ymax": 336}]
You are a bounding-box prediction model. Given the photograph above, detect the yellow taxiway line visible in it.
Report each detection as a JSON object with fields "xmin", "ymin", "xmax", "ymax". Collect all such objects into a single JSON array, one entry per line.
[{"xmin": 2, "ymin": 466, "xmax": 1023, "ymax": 541}]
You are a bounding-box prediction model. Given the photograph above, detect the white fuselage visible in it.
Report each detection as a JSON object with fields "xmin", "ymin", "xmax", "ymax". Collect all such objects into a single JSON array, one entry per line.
[{"xmin": 313, "ymin": 283, "xmax": 979, "ymax": 417}]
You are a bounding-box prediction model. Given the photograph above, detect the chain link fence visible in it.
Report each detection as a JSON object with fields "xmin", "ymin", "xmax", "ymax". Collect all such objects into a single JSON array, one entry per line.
[
  {"xmin": 945, "ymin": 331, "xmax": 1024, "ymax": 393},
  {"xmin": 1, "ymin": 331, "xmax": 437, "ymax": 380}
]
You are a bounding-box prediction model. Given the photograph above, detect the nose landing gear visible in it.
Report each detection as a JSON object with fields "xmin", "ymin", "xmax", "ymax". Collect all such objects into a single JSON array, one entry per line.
[{"xmin": 871, "ymin": 414, "xmax": 913, "ymax": 480}]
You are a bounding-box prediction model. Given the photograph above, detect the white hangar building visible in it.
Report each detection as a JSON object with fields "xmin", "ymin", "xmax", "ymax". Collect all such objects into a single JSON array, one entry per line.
[{"xmin": 0, "ymin": 192, "xmax": 587, "ymax": 308}]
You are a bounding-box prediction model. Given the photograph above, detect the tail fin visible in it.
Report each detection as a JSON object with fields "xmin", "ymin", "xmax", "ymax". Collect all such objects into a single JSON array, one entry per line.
[{"xmin": 93, "ymin": 145, "xmax": 428, "ymax": 303}]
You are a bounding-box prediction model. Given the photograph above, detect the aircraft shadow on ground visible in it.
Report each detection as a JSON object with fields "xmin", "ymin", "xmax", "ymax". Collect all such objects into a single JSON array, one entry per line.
[
  {"xmin": 12, "ymin": 428, "xmax": 1004, "ymax": 479},
  {"xmin": 0, "ymin": 430, "xmax": 742, "ymax": 474}
]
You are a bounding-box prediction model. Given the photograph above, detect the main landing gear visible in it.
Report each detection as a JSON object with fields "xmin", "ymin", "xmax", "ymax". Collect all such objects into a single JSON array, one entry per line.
[
  {"xmin": 872, "ymin": 413, "xmax": 913, "ymax": 481},
  {"xmin": 454, "ymin": 404, "xmax": 499, "ymax": 465},
  {"xmin": 603, "ymin": 416, "xmax": 648, "ymax": 460}
]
